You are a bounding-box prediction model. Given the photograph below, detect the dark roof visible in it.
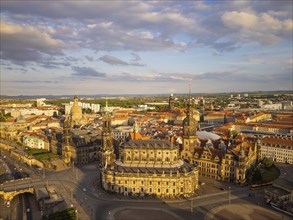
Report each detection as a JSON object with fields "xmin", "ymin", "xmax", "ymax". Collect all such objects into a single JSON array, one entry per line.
[
  {"xmin": 107, "ymin": 161, "xmax": 195, "ymax": 174},
  {"xmin": 121, "ymin": 139, "xmax": 175, "ymax": 149},
  {"xmin": 273, "ymin": 178, "xmax": 293, "ymax": 192}
]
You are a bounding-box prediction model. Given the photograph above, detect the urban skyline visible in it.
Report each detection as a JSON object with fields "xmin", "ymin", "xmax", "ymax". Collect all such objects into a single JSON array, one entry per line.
[{"xmin": 1, "ymin": 1, "xmax": 292, "ymax": 96}]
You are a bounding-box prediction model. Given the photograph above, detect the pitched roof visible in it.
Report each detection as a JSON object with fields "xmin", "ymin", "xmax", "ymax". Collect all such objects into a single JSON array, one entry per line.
[{"xmin": 122, "ymin": 139, "xmax": 175, "ymax": 149}]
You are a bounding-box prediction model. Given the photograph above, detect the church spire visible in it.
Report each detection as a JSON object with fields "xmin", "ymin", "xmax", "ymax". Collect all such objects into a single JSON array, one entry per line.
[
  {"xmin": 183, "ymin": 84, "xmax": 197, "ymax": 138},
  {"xmin": 104, "ymin": 97, "xmax": 110, "ymax": 112},
  {"xmin": 100, "ymin": 98, "xmax": 115, "ymax": 169},
  {"xmin": 181, "ymin": 84, "xmax": 198, "ymax": 158},
  {"xmin": 189, "ymin": 83, "xmax": 191, "ymax": 104},
  {"xmin": 186, "ymin": 83, "xmax": 193, "ymax": 118}
]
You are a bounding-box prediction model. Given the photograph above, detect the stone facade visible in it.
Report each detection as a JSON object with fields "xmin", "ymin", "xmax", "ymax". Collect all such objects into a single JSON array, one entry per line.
[
  {"xmin": 100, "ymin": 109, "xmax": 198, "ymax": 198},
  {"xmin": 70, "ymin": 96, "xmax": 83, "ymax": 127},
  {"xmin": 260, "ymin": 137, "xmax": 293, "ymax": 164},
  {"xmin": 180, "ymin": 94, "xmax": 257, "ymax": 185},
  {"xmin": 62, "ymin": 115, "xmax": 99, "ymax": 165}
]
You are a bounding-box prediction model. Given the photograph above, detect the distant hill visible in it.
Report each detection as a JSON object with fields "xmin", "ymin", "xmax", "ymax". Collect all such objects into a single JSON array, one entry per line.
[{"xmin": 1, "ymin": 90, "xmax": 292, "ymax": 99}]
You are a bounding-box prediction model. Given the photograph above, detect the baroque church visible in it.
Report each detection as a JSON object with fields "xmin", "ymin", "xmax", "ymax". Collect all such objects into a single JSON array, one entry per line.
[{"xmin": 100, "ymin": 103, "xmax": 199, "ymax": 198}]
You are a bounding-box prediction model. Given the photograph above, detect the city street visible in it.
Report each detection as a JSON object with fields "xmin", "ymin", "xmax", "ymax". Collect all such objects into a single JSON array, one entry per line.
[{"xmin": 1, "ymin": 150, "xmax": 292, "ymax": 220}]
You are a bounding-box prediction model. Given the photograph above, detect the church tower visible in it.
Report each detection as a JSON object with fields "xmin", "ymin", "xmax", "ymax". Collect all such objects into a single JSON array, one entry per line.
[
  {"xmin": 100, "ymin": 100, "xmax": 116, "ymax": 169},
  {"xmin": 181, "ymin": 85, "xmax": 198, "ymax": 159},
  {"xmin": 168, "ymin": 93, "xmax": 175, "ymax": 111},
  {"xmin": 236, "ymin": 144, "xmax": 247, "ymax": 185},
  {"xmin": 62, "ymin": 115, "xmax": 72, "ymax": 164}
]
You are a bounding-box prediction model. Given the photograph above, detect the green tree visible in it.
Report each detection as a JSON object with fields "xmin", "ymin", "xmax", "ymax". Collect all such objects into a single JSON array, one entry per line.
[
  {"xmin": 32, "ymin": 101, "xmax": 37, "ymax": 107},
  {"xmin": 262, "ymin": 157, "xmax": 273, "ymax": 168}
]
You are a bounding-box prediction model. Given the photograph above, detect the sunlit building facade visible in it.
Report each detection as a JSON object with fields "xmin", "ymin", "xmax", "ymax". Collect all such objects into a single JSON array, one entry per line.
[{"xmin": 100, "ymin": 108, "xmax": 198, "ymax": 198}]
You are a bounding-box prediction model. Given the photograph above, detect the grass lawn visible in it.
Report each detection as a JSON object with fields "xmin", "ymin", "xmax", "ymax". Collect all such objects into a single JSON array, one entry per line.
[
  {"xmin": 34, "ymin": 153, "xmax": 60, "ymax": 161},
  {"xmin": 26, "ymin": 148, "xmax": 60, "ymax": 161},
  {"xmin": 26, "ymin": 148, "xmax": 48, "ymax": 155},
  {"xmin": 260, "ymin": 165, "xmax": 280, "ymax": 183}
]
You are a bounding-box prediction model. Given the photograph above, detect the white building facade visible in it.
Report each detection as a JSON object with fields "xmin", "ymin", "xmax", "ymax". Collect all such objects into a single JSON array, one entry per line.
[{"xmin": 260, "ymin": 137, "xmax": 293, "ymax": 164}]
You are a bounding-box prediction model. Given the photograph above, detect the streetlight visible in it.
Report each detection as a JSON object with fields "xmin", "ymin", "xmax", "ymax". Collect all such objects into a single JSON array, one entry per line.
[
  {"xmin": 190, "ymin": 198, "xmax": 193, "ymax": 212},
  {"xmin": 75, "ymin": 209, "xmax": 78, "ymax": 220},
  {"xmin": 228, "ymin": 186, "xmax": 231, "ymax": 205}
]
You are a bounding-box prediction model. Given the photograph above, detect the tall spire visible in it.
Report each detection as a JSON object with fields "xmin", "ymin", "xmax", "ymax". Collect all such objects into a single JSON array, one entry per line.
[
  {"xmin": 101, "ymin": 97, "xmax": 115, "ymax": 169},
  {"xmin": 189, "ymin": 83, "xmax": 191, "ymax": 104},
  {"xmin": 104, "ymin": 97, "xmax": 109, "ymax": 112},
  {"xmin": 181, "ymin": 83, "xmax": 197, "ymax": 157},
  {"xmin": 186, "ymin": 83, "xmax": 193, "ymax": 117}
]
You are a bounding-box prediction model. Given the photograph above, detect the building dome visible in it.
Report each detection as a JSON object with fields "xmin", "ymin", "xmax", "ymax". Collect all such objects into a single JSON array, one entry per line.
[
  {"xmin": 197, "ymin": 131, "xmax": 220, "ymax": 141},
  {"xmin": 70, "ymin": 96, "xmax": 82, "ymax": 126}
]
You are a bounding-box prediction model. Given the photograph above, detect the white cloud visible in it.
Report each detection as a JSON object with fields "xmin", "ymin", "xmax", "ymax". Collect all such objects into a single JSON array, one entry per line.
[
  {"xmin": 222, "ymin": 11, "xmax": 258, "ymax": 29},
  {"xmin": 0, "ymin": 20, "xmax": 64, "ymax": 63},
  {"xmin": 221, "ymin": 11, "xmax": 293, "ymax": 45}
]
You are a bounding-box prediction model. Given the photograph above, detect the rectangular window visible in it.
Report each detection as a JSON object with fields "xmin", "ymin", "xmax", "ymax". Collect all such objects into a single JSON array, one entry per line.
[
  {"xmin": 166, "ymin": 189, "xmax": 169, "ymax": 193},
  {"xmin": 158, "ymin": 189, "xmax": 160, "ymax": 193}
]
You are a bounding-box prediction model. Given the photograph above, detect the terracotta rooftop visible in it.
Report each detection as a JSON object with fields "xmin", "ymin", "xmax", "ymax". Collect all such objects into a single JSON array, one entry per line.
[{"xmin": 261, "ymin": 137, "xmax": 293, "ymax": 149}]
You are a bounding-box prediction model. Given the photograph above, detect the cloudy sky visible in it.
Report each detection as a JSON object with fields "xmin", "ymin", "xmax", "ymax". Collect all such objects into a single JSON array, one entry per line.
[{"xmin": 1, "ymin": 0, "xmax": 292, "ymax": 96}]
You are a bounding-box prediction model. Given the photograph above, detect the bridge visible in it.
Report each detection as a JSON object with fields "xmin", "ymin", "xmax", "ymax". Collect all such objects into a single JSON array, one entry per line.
[{"xmin": 0, "ymin": 177, "xmax": 43, "ymax": 202}]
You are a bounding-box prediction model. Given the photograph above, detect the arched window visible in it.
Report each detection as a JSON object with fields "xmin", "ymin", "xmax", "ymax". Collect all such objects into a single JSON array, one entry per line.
[
  {"xmin": 127, "ymin": 156, "xmax": 131, "ymax": 161},
  {"xmin": 165, "ymin": 157, "xmax": 170, "ymax": 162}
]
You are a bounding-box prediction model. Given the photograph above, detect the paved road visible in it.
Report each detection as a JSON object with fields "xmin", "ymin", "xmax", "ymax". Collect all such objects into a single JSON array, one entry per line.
[
  {"xmin": 13, "ymin": 163, "xmax": 290, "ymax": 220},
  {"xmin": 1, "ymin": 141, "xmax": 291, "ymax": 220}
]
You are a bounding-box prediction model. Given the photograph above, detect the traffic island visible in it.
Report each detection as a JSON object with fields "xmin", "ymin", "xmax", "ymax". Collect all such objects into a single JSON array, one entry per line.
[
  {"xmin": 111, "ymin": 207, "xmax": 183, "ymax": 220},
  {"xmin": 205, "ymin": 203, "xmax": 290, "ymax": 220}
]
